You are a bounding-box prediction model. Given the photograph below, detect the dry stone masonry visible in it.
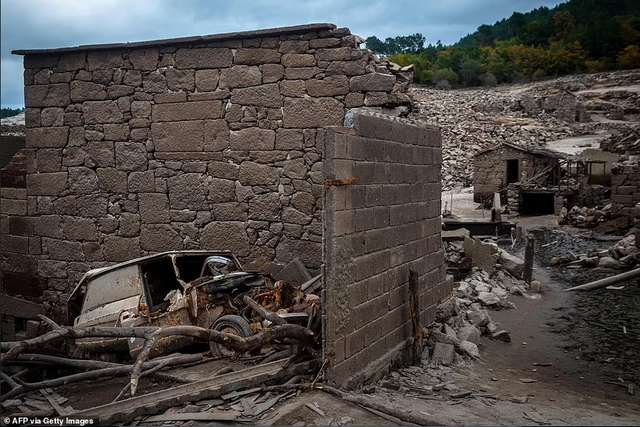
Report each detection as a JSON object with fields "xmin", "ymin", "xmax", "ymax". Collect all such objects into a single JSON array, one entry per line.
[{"xmin": 1, "ymin": 24, "xmax": 413, "ymax": 320}]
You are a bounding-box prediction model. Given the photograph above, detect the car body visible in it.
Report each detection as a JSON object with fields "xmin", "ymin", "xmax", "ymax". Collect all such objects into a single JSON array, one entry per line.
[{"xmin": 67, "ymin": 250, "xmax": 265, "ymax": 356}]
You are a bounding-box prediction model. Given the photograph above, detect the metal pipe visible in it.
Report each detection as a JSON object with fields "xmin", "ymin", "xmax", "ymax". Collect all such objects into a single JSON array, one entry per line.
[{"xmin": 565, "ymin": 267, "xmax": 640, "ymax": 292}]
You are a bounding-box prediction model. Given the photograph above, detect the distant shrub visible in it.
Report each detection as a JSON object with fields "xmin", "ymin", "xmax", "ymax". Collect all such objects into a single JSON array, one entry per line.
[
  {"xmin": 531, "ymin": 68, "xmax": 546, "ymax": 81},
  {"xmin": 480, "ymin": 72, "xmax": 498, "ymax": 86},
  {"xmin": 617, "ymin": 45, "xmax": 640, "ymax": 69}
]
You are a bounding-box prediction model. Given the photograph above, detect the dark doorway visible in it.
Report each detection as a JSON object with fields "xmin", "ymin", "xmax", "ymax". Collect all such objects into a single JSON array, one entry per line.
[
  {"xmin": 520, "ymin": 192, "xmax": 555, "ymax": 216},
  {"xmin": 506, "ymin": 159, "xmax": 519, "ymax": 183}
]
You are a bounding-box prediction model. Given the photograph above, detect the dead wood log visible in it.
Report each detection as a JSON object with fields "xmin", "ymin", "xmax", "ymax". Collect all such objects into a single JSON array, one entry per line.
[
  {"xmin": 2, "ymin": 324, "xmax": 313, "ymax": 361},
  {"xmin": 2, "ymin": 323, "xmax": 314, "ymax": 397},
  {"xmin": 6, "ymin": 353, "xmax": 190, "ymax": 384},
  {"xmin": 128, "ymin": 324, "xmax": 312, "ymax": 395},
  {"xmin": 112, "ymin": 357, "xmax": 183, "ymax": 403},
  {"xmin": 0, "ymin": 353, "xmax": 202, "ymax": 401},
  {"xmin": 565, "ymin": 266, "xmax": 640, "ymax": 291},
  {"xmin": 243, "ymin": 295, "xmax": 286, "ymax": 325},
  {"xmin": 0, "ymin": 371, "xmax": 21, "ymax": 389},
  {"xmin": 37, "ymin": 314, "xmax": 61, "ymax": 330}
]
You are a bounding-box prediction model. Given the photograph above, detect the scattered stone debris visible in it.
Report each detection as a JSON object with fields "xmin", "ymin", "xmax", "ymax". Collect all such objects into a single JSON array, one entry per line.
[
  {"xmin": 410, "ymin": 69, "xmax": 640, "ymax": 190},
  {"xmin": 550, "ymin": 232, "xmax": 639, "ymax": 271},
  {"xmin": 559, "ymin": 204, "xmax": 613, "ymax": 228}
]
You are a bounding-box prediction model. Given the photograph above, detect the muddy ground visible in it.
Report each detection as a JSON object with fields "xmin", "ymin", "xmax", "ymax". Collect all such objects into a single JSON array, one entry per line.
[{"xmin": 530, "ymin": 227, "xmax": 640, "ymax": 387}]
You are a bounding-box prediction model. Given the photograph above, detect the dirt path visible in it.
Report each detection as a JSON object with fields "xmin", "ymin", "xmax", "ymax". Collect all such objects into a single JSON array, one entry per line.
[
  {"xmin": 358, "ymin": 262, "xmax": 640, "ymax": 426},
  {"xmin": 452, "ymin": 264, "xmax": 640, "ymax": 423}
]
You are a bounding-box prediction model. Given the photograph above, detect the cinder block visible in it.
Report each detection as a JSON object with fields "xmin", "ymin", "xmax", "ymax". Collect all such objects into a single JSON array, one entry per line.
[
  {"xmin": 373, "ymin": 206, "xmax": 389, "ymax": 228},
  {"xmin": 333, "ymin": 336, "xmax": 346, "ymax": 364},
  {"xmin": 350, "ymin": 185, "xmax": 366, "ymax": 209},
  {"xmin": 353, "ymin": 207, "xmax": 374, "ymax": 232},
  {"xmin": 334, "ymin": 210, "xmax": 354, "ymax": 236},
  {"xmin": 346, "ymin": 328, "xmax": 365, "ymax": 358},
  {"xmin": 348, "ymin": 280, "xmax": 369, "ymax": 308},
  {"xmin": 366, "ymin": 228, "xmax": 390, "ymax": 254}
]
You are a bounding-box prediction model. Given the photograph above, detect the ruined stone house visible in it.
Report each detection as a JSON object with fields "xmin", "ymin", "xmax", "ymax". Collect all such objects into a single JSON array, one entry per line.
[
  {"xmin": 0, "ymin": 23, "xmax": 451, "ymax": 385},
  {"xmin": 473, "ymin": 142, "xmax": 563, "ymax": 208}
]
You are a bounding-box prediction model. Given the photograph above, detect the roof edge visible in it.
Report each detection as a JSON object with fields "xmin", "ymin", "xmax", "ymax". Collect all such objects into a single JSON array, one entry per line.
[
  {"xmin": 13, "ymin": 23, "xmax": 338, "ymax": 56},
  {"xmin": 474, "ymin": 142, "xmax": 567, "ymax": 159}
]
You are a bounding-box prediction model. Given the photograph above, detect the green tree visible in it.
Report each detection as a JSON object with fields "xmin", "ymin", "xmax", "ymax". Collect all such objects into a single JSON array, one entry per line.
[
  {"xmin": 0, "ymin": 108, "xmax": 24, "ymax": 119},
  {"xmin": 552, "ymin": 10, "xmax": 576, "ymax": 42},
  {"xmin": 365, "ymin": 36, "xmax": 388, "ymax": 55},
  {"xmin": 459, "ymin": 57, "xmax": 483, "ymax": 86},
  {"xmin": 366, "ymin": 0, "xmax": 640, "ymax": 89},
  {"xmin": 390, "ymin": 53, "xmax": 433, "ymax": 84},
  {"xmin": 432, "ymin": 67, "xmax": 459, "ymax": 87},
  {"xmin": 617, "ymin": 45, "xmax": 640, "ymax": 68}
]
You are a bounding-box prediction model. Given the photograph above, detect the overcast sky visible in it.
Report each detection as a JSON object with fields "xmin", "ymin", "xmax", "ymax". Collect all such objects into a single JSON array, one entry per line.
[{"xmin": 1, "ymin": 0, "xmax": 563, "ymax": 108}]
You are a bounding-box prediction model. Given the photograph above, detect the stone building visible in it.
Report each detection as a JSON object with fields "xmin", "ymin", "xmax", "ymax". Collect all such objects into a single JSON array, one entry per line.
[
  {"xmin": 473, "ymin": 142, "xmax": 564, "ymax": 206},
  {"xmin": 1, "ymin": 23, "xmax": 451, "ymax": 384}
]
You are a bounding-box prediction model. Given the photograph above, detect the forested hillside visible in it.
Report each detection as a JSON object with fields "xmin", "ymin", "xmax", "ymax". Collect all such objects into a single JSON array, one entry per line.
[
  {"xmin": 366, "ymin": 0, "xmax": 640, "ymax": 87},
  {"xmin": 0, "ymin": 108, "xmax": 24, "ymax": 119}
]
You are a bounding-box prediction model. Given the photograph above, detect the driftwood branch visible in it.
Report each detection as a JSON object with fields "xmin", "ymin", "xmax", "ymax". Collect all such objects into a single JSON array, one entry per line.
[
  {"xmin": 127, "ymin": 323, "xmax": 312, "ymax": 395},
  {"xmin": 0, "ymin": 371, "xmax": 20, "ymax": 390},
  {"xmin": 2, "ymin": 324, "xmax": 313, "ymax": 361},
  {"xmin": 38, "ymin": 314, "xmax": 61, "ymax": 330},
  {"xmin": 2, "ymin": 322, "xmax": 314, "ymax": 397},
  {"xmin": 243, "ymin": 295, "xmax": 286, "ymax": 325},
  {"xmin": 0, "ymin": 353, "xmax": 203, "ymax": 401}
]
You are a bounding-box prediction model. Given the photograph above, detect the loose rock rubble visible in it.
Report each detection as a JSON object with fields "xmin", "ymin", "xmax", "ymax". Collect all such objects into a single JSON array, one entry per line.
[
  {"xmin": 409, "ymin": 70, "xmax": 640, "ymax": 190},
  {"xmin": 550, "ymin": 232, "xmax": 639, "ymax": 271},
  {"xmin": 425, "ymin": 243, "xmax": 535, "ymax": 365},
  {"xmin": 559, "ymin": 204, "xmax": 612, "ymax": 228}
]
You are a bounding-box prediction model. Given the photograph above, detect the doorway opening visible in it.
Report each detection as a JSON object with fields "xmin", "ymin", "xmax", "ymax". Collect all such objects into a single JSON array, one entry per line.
[{"xmin": 506, "ymin": 159, "xmax": 519, "ymax": 184}]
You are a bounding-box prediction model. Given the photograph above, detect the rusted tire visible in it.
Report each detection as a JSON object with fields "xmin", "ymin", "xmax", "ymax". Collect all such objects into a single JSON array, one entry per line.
[{"xmin": 209, "ymin": 315, "xmax": 253, "ymax": 357}]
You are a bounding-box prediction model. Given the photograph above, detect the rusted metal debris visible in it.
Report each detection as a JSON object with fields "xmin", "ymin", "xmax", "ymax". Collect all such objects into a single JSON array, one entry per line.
[
  {"xmin": 0, "ymin": 250, "xmax": 323, "ymax": 421},
  {"xmin": 324, "ymin": 177, "xmax": 358, "ymax": 188},
  {"xmin": 62, "ymin": 250, "xmax": 321, "ymax": 359}
]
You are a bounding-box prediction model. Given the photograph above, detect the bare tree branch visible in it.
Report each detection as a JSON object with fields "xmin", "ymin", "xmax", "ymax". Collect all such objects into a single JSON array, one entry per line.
[
  {"xmin": 243, "ymin": 295, "xmax": 286, "ymax": 325},
  {"xmin": 0, "ymin": 353, "xmax": 203, "ymax": 401}
]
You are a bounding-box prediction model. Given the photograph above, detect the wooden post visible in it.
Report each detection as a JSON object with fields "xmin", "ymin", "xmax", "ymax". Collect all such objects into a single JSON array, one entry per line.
[
  {"xmin": 408, "ymin": 270, "xmax": 423, "ymax": 365},
  {"xmin": 523, "ymin": 235, "xmax": 535, "ymax": 284}
]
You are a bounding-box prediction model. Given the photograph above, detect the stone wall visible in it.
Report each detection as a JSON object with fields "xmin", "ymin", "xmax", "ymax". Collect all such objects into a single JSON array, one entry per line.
[
  {"xmin": 1, "ymin": 24, "xmax": 412, "ymax": 320},
  {"xmin": 322, "ymin": 112, "xmax": 450, "ymax": 388},
  {"xmin": 611, "ymin": 162, "xmax": 640, "ymax": 218},
  {"xmin": 473, "ymin": 145, "xmax": 558, "ymax": 204}
]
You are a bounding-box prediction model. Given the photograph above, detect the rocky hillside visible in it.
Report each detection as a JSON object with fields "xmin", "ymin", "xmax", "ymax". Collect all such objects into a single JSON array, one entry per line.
[
  {"xmin": 409, "ymin": 69, "xmax": 640, "ymax": 190},
  {"xmin": 0, "ymin": 111, "xmax": 25, "ymax": 136}
]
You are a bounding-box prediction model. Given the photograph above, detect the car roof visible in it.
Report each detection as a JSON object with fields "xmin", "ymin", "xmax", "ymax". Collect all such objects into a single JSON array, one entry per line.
[{"xmin": 67, "ymin": 250, "xmax": 237, "ymax": 303}]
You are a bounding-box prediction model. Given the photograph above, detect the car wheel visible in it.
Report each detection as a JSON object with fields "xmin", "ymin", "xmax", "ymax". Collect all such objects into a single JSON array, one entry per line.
[{"xmin": 209, "ymin": 315, "xmax": 253, "ymax": 357}]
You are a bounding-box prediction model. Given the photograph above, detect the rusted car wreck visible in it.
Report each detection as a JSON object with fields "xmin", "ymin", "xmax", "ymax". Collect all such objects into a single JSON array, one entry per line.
[{"xmin": 67, "ymin": 250, "xmax": 320, "ymax": 358}]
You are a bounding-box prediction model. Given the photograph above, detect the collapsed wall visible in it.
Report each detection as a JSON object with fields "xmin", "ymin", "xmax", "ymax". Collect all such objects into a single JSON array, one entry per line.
[
  {"xmin": 322, "ymin": 112, "xmax": 451, "ymax": 388},
  {"xmin": 0, "ymin": 24, "xmax": 412, "ymax": 320}
]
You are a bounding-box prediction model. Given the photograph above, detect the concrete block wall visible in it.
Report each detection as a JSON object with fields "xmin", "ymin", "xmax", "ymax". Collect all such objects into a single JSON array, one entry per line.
[
  {"xmin": 1, "ymin": 24, "xmax": 413, "ymax": 320},
  {"xmin": 322, "ymin": 112, "xmax": 450, "ymax": 388}
]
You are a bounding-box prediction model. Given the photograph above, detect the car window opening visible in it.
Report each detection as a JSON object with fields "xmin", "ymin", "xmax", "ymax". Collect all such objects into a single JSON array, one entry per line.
[{"xmin": 141, "ymin": 257, "xmax": 182, "ymax": 311}]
